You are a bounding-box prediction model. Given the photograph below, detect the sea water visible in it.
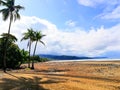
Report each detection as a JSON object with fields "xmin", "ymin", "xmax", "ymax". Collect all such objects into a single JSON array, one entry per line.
[{"xmin": 49, "ymin": 58, "xmax": 120, "ymax": 62}]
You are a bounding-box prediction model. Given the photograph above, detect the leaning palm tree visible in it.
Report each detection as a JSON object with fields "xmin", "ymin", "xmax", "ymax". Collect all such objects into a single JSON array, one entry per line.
[
  {"xmin": 21, "ymin": 28, "xmax": 35, "ymax": 68},
  {"xmin": 31, "ymin": 31, "xmax": 45, "ymax": 69},
  {"xmin": 0, "ymin": 0, "xmax": 24, "ymax": 72}
]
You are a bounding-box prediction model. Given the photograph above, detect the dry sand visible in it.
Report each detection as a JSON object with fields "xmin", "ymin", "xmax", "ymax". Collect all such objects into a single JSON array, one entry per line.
[{"xmin": 0, "ymin": 61, "xmax": 120, "ymax": 90}]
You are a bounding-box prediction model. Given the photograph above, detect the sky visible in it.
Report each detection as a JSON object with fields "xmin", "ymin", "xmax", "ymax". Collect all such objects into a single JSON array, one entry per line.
[{"xmin": 1, "ymin": 0, "xmax": 120, "ymax": 58}]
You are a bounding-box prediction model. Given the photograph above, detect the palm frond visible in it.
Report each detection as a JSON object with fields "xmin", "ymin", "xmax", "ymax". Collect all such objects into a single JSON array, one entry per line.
[
  {"xmin": 0, "ymin": 0, "xmax": 24, "ymax": 21},
  {"xmin": 1, "ymin": 33, "xmax": 17, "ymax": 42},
  {"xmin": 21, "ymin": 35, "xmax": 29, "ymax": 41},
  {"xmin": 41, "ymin": 34, "xmax": 46, "ymax": 38},
  {"xmin": 0, "ymin": 8, "xmax": 9, "ymax": 21},
  {"xmin": 14, "ymin": 5, "xmax": 24, "ymax": 10},
  {"xmin": 13, "ymin": 5, "xmax": 24, "ymax": 21},
  {"xmin": 13, "ymin": 11, "xmax": 20, "ymax": 21},
  {"xmin": 6, "ymin": 0, "xmax": 15, "ymax": 7},
  {"xmin": 40, "ymin": 40, "xmax": 45, "ymax": 46},
  {"xmin": 0, "ymin": 0, "xmax": 7, "ymax": 6}
]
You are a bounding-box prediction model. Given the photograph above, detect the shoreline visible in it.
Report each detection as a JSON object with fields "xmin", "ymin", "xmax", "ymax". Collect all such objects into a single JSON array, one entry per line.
[{"xmin": 49, "ymin": 58, "xmax": 120, "ymax": 62}]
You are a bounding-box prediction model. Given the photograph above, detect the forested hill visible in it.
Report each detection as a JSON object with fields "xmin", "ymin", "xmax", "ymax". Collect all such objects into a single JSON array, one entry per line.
[{"xmin": 39, "ymin": 54, "xmax": 105, "ymax": 60}]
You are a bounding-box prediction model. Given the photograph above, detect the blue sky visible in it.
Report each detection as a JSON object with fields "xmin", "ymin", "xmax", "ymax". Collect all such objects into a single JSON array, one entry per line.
[
  {"xmin": 1, "ymin": 0, "xmax": 120, "ymax": 58},
  {"xmin": 17, "ymin": 0, "xmax": 120, "ymax": 30}
]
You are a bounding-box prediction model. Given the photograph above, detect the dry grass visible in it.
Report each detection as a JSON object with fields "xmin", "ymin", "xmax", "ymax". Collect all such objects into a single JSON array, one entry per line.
[{"xmin": 0, "ymin": 61, "xmax": 120, "ymax": 90}]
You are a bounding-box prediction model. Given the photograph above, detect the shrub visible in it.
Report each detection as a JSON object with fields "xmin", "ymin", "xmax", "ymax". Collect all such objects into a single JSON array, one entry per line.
[{"xmin": 30, "ymin": 55, "xmax": 49, "ymax": 63}]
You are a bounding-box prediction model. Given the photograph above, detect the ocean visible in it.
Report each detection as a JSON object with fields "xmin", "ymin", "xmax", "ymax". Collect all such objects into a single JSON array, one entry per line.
[{"xmin": 49, "ymin": 58, "xmax": 120, "ymax": 62}]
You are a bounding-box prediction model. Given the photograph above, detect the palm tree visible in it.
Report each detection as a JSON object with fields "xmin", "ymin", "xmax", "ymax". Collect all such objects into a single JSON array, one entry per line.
[
  {"xmin": 31, "ymin": 31, "xmax": 45, "ymax": 69},
  {"xmin": 21, "ymin": 28, "xmax": 35, "ymax": 68},
  {"xmin": 0, "ymin": 33, "xmax": 17, "ymax": 50},
  {"xmin": 0, "ymin": 33, "xmax": 24, "ymax": 69},
  {"xmin": 0, "ymin": 33, "xmax": 17, "ymax": 69},
  {"xmin": 0, "ymin": 0, "xmax": 24, "ymax": 72},
  {"xmin": 1, "ymin": 33, "xmax": 17, "ymax": 43}
]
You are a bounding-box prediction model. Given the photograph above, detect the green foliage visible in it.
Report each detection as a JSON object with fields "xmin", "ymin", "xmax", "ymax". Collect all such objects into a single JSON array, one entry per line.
[
  {"xmin": 20, "ymin": 49, "xmax": 29, "ymax": 63},
  {"xmin": 1, "ymin": 33, "xmax": 17, "ymax": 42},
  {"xmin": 0, "ymin": 0, "xmax": 24, "ymax": 21},
  {"xmin": 0, "ymin": 33, "xmax": 23, "ymax": 69},
  {"xmin": 0, "ymin": 32, "xmax": 47, "ymax": 69},
  {"xmin": 21, "ymin": 28, "xmax": 35, "ymax": 68},
  {"xmin": 0, "ymin": 0, "xmax": 24, "ymax": 72},
  {"xmin": 30, "ymin": 55, "xmax": 49, "ymax": 63},
  {"xmin": 32, "ymin": 31, "xmax": 46, "ymax": 69},
  {"xmin": 6, "ymin": 44, "xmax": 23, "ymax": 68},
  {"xmin": 21, "ymin": 28, "xmax": 35, "ymax": 46},
  {"xmin": 0, "ymin": 41, "xmax": 23, "ymax": 69},
  {"xmin": 39, "ymin": 57, "xmax": 49, "ymax": 62},
  {"xmin": 21, "ymin": 29, "xmax": 46, "ymax": 69}
]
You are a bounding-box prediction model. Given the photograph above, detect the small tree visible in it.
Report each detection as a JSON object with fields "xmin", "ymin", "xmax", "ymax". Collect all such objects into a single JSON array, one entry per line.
[{"xmin": 20, "ymin": 49, "xmax": 29, "ymax": 64}]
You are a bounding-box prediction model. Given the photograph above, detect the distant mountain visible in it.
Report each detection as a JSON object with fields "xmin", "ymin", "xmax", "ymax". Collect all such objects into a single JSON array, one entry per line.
[{"xmin": 39, "ymin": 54, "xmax": 106, "ymax": 60}]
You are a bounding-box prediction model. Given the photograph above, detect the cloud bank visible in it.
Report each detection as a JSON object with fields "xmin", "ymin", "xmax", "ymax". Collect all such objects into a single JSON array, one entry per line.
[{"xmin": 0, "ymin": 15, "xmax": 120, "ymax": 56}]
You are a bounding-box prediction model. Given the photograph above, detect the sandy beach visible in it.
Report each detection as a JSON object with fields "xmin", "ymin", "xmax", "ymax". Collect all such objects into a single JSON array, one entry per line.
[{"xmin": 0, "ymin": 60, "xmax": 120, "ymax": 90}]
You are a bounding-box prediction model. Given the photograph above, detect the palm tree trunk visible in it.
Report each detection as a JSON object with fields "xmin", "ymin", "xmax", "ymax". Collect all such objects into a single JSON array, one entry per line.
[
  {"xmin": 3, "ymin": 13, "xmax": 12, "ymax": 72},
  {"xmin": 28, "ymin": 41, "xmax": 31, "ymax": 68},
  {"xmin": 31, "ymin": 41, "xmax": 38, "ymax": 69}
]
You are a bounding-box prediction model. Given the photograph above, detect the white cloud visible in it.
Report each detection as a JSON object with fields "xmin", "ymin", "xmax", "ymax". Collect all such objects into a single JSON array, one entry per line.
[
  {"xmin": 0, "ymin": 15, "xmax": 120, "ymax": 56},
  {"xmin": 100, "ymin": 6, "xmax": 120, "ymax": 19},
  {"xmin": 77, "ymin": 0, "xmax": 119, "ymax": 7},
  {"xmin": 77, "ymin": 0, "xmax": 120, "ymax": 20},
  {"xmin": 77, "ymin": 0, "xmax": 93, "ymax": 7}
]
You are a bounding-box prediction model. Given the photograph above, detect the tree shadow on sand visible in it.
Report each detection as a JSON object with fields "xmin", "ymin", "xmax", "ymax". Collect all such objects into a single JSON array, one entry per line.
[
  {"xmin": 46, "ymin": 73, "xmax": 120, "ymax": 83},
  {"xmin": 0, "ymin": 72, "xmax": 65, "ymax": 90},
  {"xmin": 45, "ymin": 73, "xmax": 120, "ymax": 90}
]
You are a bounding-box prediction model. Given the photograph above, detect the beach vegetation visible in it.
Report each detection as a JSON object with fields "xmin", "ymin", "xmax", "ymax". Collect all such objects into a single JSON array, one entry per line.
[
  {"xmin": 31, "ymin": 31, "xmax": 45, "ymax": 69},
  {"xmin": 0, "ymin": 33, "xmax": 23, "ymax": 69},
  {"xmin": 0, "ymin": 0, "xmax": 24, "ymax": 72},
  {"xmin": 21, "ymin": 28, "xmax": 34, "ymax": 68}
]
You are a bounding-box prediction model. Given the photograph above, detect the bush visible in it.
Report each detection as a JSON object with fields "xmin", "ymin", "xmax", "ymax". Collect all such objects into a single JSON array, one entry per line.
[
  {"xmin": 0, "ymin": 43, "xmax": 23, "ymax": 69},
  {"xmin": 30, "ymin": 55, "xmax": 49, "ymax": 62}
]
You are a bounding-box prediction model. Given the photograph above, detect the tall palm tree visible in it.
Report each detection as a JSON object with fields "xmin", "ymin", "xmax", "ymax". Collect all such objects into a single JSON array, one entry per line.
[
  {"xmin": 0, "ymin": 0, "xmax": 24, "ymax": 72},
  {"xmin": 21, "ymin": 28, "xmax": 35, "ymax": 68},
  {"xmin": 31, "ymin": 31, "xmax": 45, "ymax": 69}
]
